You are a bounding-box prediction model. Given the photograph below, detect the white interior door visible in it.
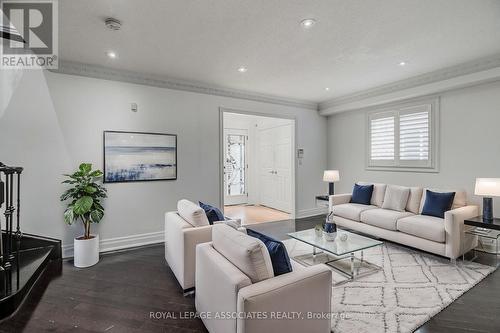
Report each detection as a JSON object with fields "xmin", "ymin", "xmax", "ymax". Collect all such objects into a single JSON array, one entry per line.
[
  {"xmin": 258, "ymin": 124, "xmax": 292, "ymax": 213},
  {"xmin": 224, "ymin": 129, "xmax": 248, "ymax": 205}
]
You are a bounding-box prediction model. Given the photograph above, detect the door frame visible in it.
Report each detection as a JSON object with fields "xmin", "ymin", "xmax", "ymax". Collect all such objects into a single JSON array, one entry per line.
[{"xmin": 219, "ymin": 107, "xmax": 297, "ymax": 219}]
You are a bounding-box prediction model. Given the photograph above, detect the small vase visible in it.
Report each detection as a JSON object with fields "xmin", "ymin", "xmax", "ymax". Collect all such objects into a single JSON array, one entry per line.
[
  {"xmin": 323, "ymin": 231, "xmax": 337, "ymax": 241},
  {"xmin": 324, "ymin": 222, "xmax": 337, "ymax": 233},
  {"xmin": 323, "ymin": 222, "xmax": 337, "ymax": 241}
]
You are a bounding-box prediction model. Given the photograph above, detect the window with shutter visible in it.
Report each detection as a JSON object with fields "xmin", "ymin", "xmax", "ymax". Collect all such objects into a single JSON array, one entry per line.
[
  {"xmin": 370, "ymin": 114, "xmax": 395, "ymax": 162},
  {"xmin": 367, "ymin": 99, "xmax": 438, "ymax": 172}
]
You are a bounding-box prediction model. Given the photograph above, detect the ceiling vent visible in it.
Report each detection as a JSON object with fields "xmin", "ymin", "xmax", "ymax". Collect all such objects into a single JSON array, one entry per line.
[{"xmin": 104, "ymin": 17, "xmax": 122, "ymax": 31}]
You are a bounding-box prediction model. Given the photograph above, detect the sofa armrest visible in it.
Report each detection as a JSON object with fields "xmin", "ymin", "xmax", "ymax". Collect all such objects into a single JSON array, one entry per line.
[
  {"xmin": 213, "ymin": 220, "xmax": 247, "ymax": 234},
  {"xmin": 214, "ymin": 219, "xmax": 241, "ymax": 227},
  {"xmin": 444, "ymin": 205, "xmax": 479, "ymax": 259},
  {"xmin": 196, "ymin": 242, "xmax": 252, "ymax": 333},
  {"xmin": 181, "ymin": 225, "xmax": 212, "ymax": 288},
  {"xmin": 223, "ymin": 217, "xmax": 243, "ymax": 225},
  {"xmin": 236, "ymin": 265, "xmax": 332, "ymax": 333},
  {"xmin": 329, "ymin": 193, "xmax": 351, "ymax": 211}
]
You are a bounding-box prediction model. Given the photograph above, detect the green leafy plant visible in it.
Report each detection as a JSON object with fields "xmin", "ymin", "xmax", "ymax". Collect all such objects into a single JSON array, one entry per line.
[{"xmin": 60, "ymin": 163, "xmax": 107, "ymax": 239}]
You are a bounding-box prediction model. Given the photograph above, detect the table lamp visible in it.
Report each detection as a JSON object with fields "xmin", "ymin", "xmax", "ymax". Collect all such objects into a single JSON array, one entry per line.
[
  {"xmin": 475, "ymin": 178, "xmax": 500, "ymax": 221},
  {"xmin": 323, "ymin": 170, "xmax": 340, "ymax": 195}
]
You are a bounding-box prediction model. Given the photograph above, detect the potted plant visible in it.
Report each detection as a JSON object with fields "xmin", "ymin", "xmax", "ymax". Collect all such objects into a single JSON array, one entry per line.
[{"xmin": 60, "ymin": 163, "xmax": 107, "ymax": 268}]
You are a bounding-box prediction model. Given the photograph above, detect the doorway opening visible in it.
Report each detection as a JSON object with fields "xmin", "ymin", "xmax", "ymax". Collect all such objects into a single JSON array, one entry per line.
[{"xmin": 221, "ymin": 110, "xmax": 295, "ymax": 225}]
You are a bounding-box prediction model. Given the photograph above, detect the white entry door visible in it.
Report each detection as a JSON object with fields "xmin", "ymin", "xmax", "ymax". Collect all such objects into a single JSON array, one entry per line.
[
  {"xmin": 224, "ymin": 129, "xmax": 248, "ymax": 205},
  {"xmin": 258, "ymin": 124, "xmax": 292, "ymax": 213}
]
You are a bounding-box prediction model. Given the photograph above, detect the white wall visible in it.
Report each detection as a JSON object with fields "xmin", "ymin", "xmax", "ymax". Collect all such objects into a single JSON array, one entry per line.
[
  {"xmin": 0, "ymin": 70, "xmax": 327, "ymax": 256},
  {"xmin": 327, "ymin": 81, "xmax": 500, "ymax": 216}
]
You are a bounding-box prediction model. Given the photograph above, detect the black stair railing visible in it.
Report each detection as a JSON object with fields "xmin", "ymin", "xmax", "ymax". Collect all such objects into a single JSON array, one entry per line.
[{"xmin": 0, "ymin": 162, "xmax": 23, "ymax": 296}]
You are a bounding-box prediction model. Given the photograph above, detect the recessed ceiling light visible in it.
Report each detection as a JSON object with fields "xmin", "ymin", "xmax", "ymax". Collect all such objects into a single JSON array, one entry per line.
[
  {"xmin": 325, "ymin": 87, "xmax": 330, "ymax": 91},
  {"xmin": 399, "ymin": 61, "xmax": 407, "ymax": 66},
  {"xmin": 237, "ymin": 66, "xmax": 248, "ymax": 73},
  {"xmin": 104, "ymin": 17, "xmax": 122, "ymax": 31},
  {"xmin": 106, "ymin": 51, "xmax": 117, "ymax": 59},
  {"xmin": 300, "ymin": 18, "xmax": 316, "ymax": 29}
]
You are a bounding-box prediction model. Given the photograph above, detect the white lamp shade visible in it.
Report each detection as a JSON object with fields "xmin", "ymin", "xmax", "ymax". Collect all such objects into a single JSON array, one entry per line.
[
  {"xmin": 323, "ymin": 170, "xmax": 340, "ymax": 182},
  {"xmin": 475, "ymin": 178, "xmax": 500, "ymax": 197}
]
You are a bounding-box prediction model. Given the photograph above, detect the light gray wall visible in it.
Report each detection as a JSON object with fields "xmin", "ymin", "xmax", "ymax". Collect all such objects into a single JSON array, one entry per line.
[
  {"xmin": 327, "ymin": 81, "xmax": 500, "ymax": 216},
  {"xmin": 0, "ymin": 70, "xmax": 327, "ymax": 253}
]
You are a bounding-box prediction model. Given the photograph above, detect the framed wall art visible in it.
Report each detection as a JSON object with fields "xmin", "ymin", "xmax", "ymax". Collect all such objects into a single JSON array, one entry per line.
[{"xmin": 103, "ymin": 131, "xmax": 177, "ymax": 183}]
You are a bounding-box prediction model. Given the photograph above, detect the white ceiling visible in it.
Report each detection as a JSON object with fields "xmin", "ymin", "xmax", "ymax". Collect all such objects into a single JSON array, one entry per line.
[{"xmin": 59, "ymin": 0, "xmax": 500, "ymax": 104}]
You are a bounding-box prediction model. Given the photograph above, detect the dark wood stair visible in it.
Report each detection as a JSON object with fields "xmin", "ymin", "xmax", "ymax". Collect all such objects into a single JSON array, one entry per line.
[{"xmin": 0, "ymin": 233, "xmax": 62, "ymax": 320}]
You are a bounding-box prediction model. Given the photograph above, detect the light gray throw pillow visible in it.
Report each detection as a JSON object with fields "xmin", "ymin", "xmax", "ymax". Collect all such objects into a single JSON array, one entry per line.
[{"xmin": 382, "ymin": 185, "xmax": 410, "ymax": 212}]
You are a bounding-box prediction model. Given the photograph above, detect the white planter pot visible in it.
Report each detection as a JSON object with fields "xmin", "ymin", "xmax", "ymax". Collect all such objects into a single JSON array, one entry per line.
[{"xmin": 74, "ymin": 234, "xmax": 99, "ymax": 268}]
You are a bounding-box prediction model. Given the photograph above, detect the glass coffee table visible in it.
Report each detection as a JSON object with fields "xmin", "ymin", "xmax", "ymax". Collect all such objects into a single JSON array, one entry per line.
[{"xmin": 287, "ymin": 228, "xmax": 383, "ymax": 284}]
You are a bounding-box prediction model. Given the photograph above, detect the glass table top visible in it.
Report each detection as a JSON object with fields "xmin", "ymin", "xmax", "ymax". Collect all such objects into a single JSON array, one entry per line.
[
  {"xmin": 465, "ymin": 226, "xmax": 500, "ymax": 240},
  {"xmin": 287, "ymin": 228, "xmax": 383, "ymax": 256}
]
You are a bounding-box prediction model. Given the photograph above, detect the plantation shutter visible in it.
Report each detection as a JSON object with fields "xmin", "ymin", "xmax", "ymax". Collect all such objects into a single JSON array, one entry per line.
[
  {"xmin": 370, "ymin": 114, "xmax": 395, "ymax": 162},
  {"xmin": 367, "ymin": 100, "xmax": 436, "ymax": 171},
  {"xmin": 399, "ymin": 106, "xmax": 430, "ymax": 162}
]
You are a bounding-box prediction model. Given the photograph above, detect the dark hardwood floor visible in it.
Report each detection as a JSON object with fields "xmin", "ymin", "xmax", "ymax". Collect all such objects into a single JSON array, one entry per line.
[
  {"xmin": 416, "ymin": 250, "xmax": 500, "ymax": 333},
  {"xmin": 1, "ymin": 215, "xmax": 499, "ymax": 332},
  {"xmin": 0, "ymin": 245, "xmax": 207, "ymax": 333}
]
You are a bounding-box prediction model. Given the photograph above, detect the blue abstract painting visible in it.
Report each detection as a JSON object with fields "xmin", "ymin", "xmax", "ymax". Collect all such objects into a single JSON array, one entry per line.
[{"xmin": 104, "ymin": 131, "xmax": 177, "ymax": 182}]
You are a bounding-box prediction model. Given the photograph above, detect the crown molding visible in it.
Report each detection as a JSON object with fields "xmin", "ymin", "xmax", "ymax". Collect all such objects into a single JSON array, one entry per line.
[
  {"xmin": 319, "ymin": 54, "xmax": 500, "ymax": 113},
  {"xmin": 49, "ymin": 60, "xmax": 319, "ymax": 111}
]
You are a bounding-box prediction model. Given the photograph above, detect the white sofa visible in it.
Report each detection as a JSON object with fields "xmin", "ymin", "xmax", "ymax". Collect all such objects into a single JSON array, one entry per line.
[
  {"xmin": 329, "ymin": 182, "xmax": 479, "ymax": 261},
  {"xmin": 164, "ymin": 199, "xmax": 240, "ymax": 292},
  {"xmin": 195, "ymin": 224, "xmax": 332, "ymax": 333}
]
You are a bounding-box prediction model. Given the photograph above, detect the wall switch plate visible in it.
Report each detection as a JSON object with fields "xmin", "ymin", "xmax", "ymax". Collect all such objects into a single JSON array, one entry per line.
[{"xmin": 131, "ymin": 103, "xmax": 138, "ymax": 112}]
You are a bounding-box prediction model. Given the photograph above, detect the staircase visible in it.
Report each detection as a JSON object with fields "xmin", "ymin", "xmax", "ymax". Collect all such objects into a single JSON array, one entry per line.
[{"xmin": 0, "ymin": 232, "xmax": 62, "ymax": 320}]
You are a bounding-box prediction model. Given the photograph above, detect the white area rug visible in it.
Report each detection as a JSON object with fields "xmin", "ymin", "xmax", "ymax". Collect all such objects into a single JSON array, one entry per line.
[{"xmin": 284, "ymin": 239, "xmax": 496, "ymax": 333}]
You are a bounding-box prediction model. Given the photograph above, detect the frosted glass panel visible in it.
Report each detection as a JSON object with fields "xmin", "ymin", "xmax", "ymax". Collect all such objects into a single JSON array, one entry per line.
[{"xmin": 225, "ymin": 134, "xmax": 246, "ymax": 196}]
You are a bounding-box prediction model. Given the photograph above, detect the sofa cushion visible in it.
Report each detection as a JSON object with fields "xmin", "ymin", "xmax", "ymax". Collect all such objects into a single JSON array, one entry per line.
[
  {"xmin": 419, "ymin": 188, "xmax": 466, "ymax": 213},
  {"xmin": 397, "ymin": 215, "xmax": 446, "ymax": 243},
  {"xmin": 246, "ymin": 229, "xmax": 292, "ymax": 276},
  {"xmin": 351, "ymin": 184, "xmax": 374, "ymax": 205},
  {"xmin": 358, "ymin": 182, "xmax": 387, "ymax": 207},
  {"xmin": 406, "ymin": 187, "xmax": 424, "ymax": 214},
  {"xmin": 177, "ymin": 199, "xmax": 209, "ymax": 227},
  {"xmin": 333, "ymin": 203, "xmax": 377, "ymax": 222},
  {"xmin": 212, "ymin": 224, "xmax": 274, "ymax": 283},
  {"xmin": 382, "ymin": 185, "xmax": 410, "ymax": 212},
  {"xmin": 199, "ymin": 201, "xmax": 225, "ymax": 225},
  {"xmin": 421, "ymin": 190, "xmax": 456, "ymax": 218},
  {"xmin": 360, "ymin": 208, "xmax": 414, "ymax": 231}
]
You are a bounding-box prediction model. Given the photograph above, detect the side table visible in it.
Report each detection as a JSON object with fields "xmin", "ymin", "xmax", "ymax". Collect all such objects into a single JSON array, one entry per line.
[
  {"xmin": 464, "ymin": 216, "xmax": 500, "ymax": 266},
  {"xmin": 315, "ymin": 195, "xmax": 329, "ymax": 215}
]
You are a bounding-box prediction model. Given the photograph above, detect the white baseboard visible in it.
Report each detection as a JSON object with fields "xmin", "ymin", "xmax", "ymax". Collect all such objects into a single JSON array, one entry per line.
[
  {"xmin": 62, "ymin": 231, "xmax": 164, "ymax": 258},
  {"xmin": 296, "ymin": 207, "xmax": 328, "ymax": 219}
]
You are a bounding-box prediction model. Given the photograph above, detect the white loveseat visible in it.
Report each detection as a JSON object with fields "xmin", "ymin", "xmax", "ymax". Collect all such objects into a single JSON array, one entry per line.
[
  {"xmin": 195, "ymin": 224, "xmax": 332, "ymax": 333},
  {"xmin": 164, "ymin": 199, "xmax": 240, "ymax": 292},
  {"xmin": 329, "ymin": 182, "xmax": 479, "ymax": 261}
]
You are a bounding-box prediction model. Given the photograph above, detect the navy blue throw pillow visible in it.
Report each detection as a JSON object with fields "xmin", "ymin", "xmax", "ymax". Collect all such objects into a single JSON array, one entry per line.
[
  {"xmin": 421, "ymin": 190, "xmax": 456, "ymax": 218},
  {"xmin": 350, "ymin": 184, "xmax": 374, "ymax": 205},
  {"xmin": 246, "ymin": 229, "xmax": 292, "ymax": 276},
  {"xmin": 199, "ymin": 201, "xmax": 225, "ymax": 225}
]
